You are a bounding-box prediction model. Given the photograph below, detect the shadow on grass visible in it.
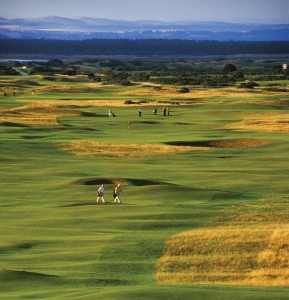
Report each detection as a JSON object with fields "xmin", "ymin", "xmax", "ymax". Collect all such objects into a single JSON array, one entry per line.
[
  {"xmin": 80, "ymin": 111, "xmax": 97, "ymax": 117},
  {"xmin": 0, "ymin": 269, "xmax": 59, "ymax": 280},
  {"xmin": 0, "ymin": 242, "xmax": 35, "ymax": 254},
  {"xmin": 60, "ymin": 202, "xmax": 134, "ymax": 207},
  {"xmin": 76, "ymin": 178, "xmax": 172, "ymax": 186},
  {"xmin": 86, "ymin": 278, "xmax": 129, "ymax": 286},
  {"xmin": 141, "ymin": 121, "xmax": 159, "ymax": 124},
  {"xmin": 21, "ymin": 135, "xmax": 47, "ymax": 139},
  {"xmin": 166, "ymin": 138, "xmax": 276, "ymax": 148},
  {"xmin": 1, "ymin": 121, "xmax": 29, "ymax": 127}
]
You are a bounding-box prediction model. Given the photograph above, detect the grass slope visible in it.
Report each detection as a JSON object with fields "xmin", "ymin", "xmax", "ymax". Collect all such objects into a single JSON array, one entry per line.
[{"xmin": 1, "ymin": 76, "xmax": 289, "ymax": 299}]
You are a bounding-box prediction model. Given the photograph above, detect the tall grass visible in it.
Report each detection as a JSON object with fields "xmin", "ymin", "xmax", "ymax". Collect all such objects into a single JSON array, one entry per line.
[{"xmin": 156, "ymin": 196, "xmax": 289, "ymax": 286}]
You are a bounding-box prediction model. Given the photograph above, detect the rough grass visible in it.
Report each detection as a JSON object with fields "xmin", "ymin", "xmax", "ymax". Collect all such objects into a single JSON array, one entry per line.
[
  {"xmin": 58, "ymin": 139, "xmax": 275, "ymax": 159},
  {"xmin": 116, "ymin": 86, "xmax": 271, "ymax": 99},
  {"xmin": 156, "ymin": 196, "xmax": 289, "ymax": 286},
  {"xmin": 219, "ymin": 114, "xmax": 289, "ymax": 133},
  {"xmin": 38, "ymin": 85, "xmax": 89, "ymax": 93},
  {"xmin": 57, "ymin": 141, "xmax": 208, "ymax": 158},
  {"xmin": 0, "ymin": 81, "xmax": 39, "ymax": 94},
  {"xmin": 0, "ymin": 104, "xmax": 81, "ymax": 126}
]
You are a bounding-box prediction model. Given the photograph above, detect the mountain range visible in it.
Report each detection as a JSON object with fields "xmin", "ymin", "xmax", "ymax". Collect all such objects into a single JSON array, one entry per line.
[{"xmin": 0, "ymin": 16, "xmax": 288, "ymax": 41}]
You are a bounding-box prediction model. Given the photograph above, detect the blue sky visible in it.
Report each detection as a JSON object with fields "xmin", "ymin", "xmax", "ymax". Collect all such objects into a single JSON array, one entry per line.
[{"xmin": 0, "ymin": 0, "xmax": 288, "ymax": 23}]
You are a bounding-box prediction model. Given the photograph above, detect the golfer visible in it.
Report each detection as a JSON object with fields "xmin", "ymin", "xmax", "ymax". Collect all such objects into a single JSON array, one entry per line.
[
  {"xmin": 113, "ymin": 184, "xmax": 122, "ymax": 203},
  {"xmin": 96, "ymin": 184, "xmax": 105, "ymax": 203}
]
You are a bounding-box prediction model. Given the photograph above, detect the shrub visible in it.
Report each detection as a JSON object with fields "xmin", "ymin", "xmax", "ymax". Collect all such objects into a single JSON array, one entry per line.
[
  {"xmin": 0, "ymin": 65, "xmax": 18, "ymax": 75},
  {"xmin": 178, "ymin": 87, "xmax": 190, "ymax": 93},
  {"xmin": 238, "ymin": 81, "xmax": 259, "ymax": 89}
]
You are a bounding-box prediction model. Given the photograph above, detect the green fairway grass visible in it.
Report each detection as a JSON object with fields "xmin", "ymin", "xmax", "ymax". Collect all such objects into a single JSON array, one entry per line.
[{"xmin": 1, "ymin": 72, "xmax": 289, "ymax": 299}]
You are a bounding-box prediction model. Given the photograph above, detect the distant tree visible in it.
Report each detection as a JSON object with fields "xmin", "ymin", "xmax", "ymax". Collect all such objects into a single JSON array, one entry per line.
[
  {"xmin": 94, "ymin": 76, "xmax": 102, "ymax": 82},
  {"xmin": 231, "ymin": 70, "xmax": 244, "ymax": 80},
  {"xmin": 272, "ymin": 64, "xmax": 282, "ymax": 70},
  {"xmin": 87, "ymin": 72, "xmax": 95, "ymax": 80},
  {"xmin": 104, "ymin": 70, "xmax": 117, "ymax": 81},
  {"xmin": 1, "ymin": 39, "xmax": 289, "ymax": 56},
  {"xmin": 130, "ymin": 60, "xmax": 142, "ymax": 66},
  {"xmin": 99, "ymin": 60, "xmax": 125, "ymax": 67},
  {"xmin": 119, "ymin": 80, "xmax": 131, "ymax": 86},
  {"xmin": 48, "ymin": 58, "xmax": 63, "ymax": 64},
  {"xmin": 223, "ymin": 63, "xmax": 237, "ymax": 74},
  {"xmin": 0, "ymin": 65, "xmax": 18, "ymax": 75}
]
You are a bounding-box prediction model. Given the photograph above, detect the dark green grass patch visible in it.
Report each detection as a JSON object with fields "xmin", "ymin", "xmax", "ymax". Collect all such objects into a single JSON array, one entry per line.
[{"xmin": 75, "ymin": 285, "xmax": 289, "ymax": 300}]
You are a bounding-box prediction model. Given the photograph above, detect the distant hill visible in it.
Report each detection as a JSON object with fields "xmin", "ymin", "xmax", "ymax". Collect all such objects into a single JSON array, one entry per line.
[{"xmin": 0, "ymin": 16, "xmax": 288, "ymax": 41}]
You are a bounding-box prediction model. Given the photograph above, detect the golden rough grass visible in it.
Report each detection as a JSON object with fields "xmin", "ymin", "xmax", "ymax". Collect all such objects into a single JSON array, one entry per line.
[
  {"xmin": 220, "ymin": 114, "xmax": 289, "ymax": 133},
  {"xmin": 38, "ymin": 85, "xmax": 89, "ymax": 93},
  {"xmin": 116, "ymin": 86, "xmax": 269, "ymax": 99},
  {"xmin": 156, "ymin": 196, "xmax": 289, "ymax": 286},
  {"xmin": 156, "ymin": 226, "xmax": 289, "ymax": 286},
  {"xmin": 156, "ymin": 228, "xmax": 269, "ymax": 285},
  {"xmin": 0, "ymin": 105, "xmax": 80, "ymax": 126},
  {"xmin": 18, "ymin": 99, "xmax": 163, "ymax": 107},
  {"xmin": 58, "ymin": 139, "xmax": 274, "ymax": 158},
  {"xmin": 254, "ymin": 99, "xmax": 289, "ymax": 108},
  {"xmin": 0, "ymin": 79, "xmax": 38, "ymax": 93},
  {"xmin": 58, "ymin": 141, "xmax": 208, "ymax": 158}
]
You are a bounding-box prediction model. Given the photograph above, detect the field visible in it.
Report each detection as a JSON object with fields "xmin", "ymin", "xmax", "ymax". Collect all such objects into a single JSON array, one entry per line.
[{"xmin": 1, "ymin": 60, "xmax": 289, "ymax": 299}]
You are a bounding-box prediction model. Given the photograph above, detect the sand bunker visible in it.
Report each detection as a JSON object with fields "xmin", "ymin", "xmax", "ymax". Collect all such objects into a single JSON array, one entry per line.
[
  {"xmin": 167, "ymin": 138, "xmax": 276, "ymax": 148},
  {"xmin": 0, "ymin": 104, "xmax": 81, "ymax": 126},
  {"xmin": 58, "ymin": 141, "xmax": 207, "ymax": 158},
  {"xmin": 76, "ymin": 177, "xmax": 166, "ymax": 186}
]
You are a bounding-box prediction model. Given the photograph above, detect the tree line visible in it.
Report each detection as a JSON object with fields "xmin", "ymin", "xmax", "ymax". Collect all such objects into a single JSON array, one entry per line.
[{"xmin": 0, "ymin": 39, "xmax": 289, "ymax": 56}]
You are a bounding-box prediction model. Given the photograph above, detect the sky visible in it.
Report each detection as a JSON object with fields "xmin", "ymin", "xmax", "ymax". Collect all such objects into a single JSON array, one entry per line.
[{"xmin": 0, "ymin": 0, "xmax": 288, "ymax": 24}]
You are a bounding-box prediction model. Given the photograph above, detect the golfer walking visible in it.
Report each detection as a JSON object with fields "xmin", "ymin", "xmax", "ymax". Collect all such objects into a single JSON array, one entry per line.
[
  {"xmin": 113, "ymin": 184, "xmax": 122, "ymax": 203},
  {"xmin": 97, "ymin": 184, "xmax": 105, "ymax": 203}
]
